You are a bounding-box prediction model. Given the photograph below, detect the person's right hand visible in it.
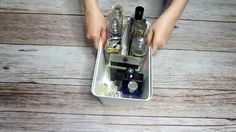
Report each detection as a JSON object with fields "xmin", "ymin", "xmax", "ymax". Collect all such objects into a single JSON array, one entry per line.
[{"xmin": 85, "ymin": 7, "xmax": 107, "ymax": 49}]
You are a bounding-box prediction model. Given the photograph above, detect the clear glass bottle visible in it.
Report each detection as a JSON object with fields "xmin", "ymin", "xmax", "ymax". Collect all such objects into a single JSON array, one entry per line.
[
  {"xmin": 128, "ymin": 6, "xmax": 147, "ymax": 55},
  {"xmin": 131, "ymin": 37, "xmax": 147, "ymax": 57},
  {"xmin": 131, "ymin": 6, "xmax": 147, "ymax": 38},
  {"xmin": 106, "ymin": 5, "xmax": 124, "ymax": 54}
]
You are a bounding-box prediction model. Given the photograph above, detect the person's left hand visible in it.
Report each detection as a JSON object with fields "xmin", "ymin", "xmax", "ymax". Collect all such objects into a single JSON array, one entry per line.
[{"xmin": 147, "ymin": 13, "xmax": 176, "ymax": 54}]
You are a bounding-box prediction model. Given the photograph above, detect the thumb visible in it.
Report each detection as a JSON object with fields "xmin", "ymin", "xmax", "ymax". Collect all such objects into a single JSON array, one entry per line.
[
  {"xmin": 93, "ymin": 36, "xmax": 100, "ymax": 49},
  {"xmin": 152, "ymin": 44, "xmax": 158, "ymax": 55},
  {"xmin": 101, "ymin": 27, "xmax": 107, "ymax": 45},
  {"xmin": 151, "ymin": 32, "xmax": 159, "ymax": 55},
  {"xmin": 146, "ymin": 29, "xmax": 154, "ymax": 46}
]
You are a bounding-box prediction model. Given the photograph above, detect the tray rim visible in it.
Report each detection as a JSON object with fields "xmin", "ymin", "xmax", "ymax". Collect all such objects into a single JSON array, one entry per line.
[{"xmin": 91, "ymin": 41, "xmax": 153, "ymax": 102}]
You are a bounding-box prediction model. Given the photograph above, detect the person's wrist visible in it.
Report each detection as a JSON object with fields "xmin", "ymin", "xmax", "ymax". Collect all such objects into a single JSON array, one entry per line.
[
  {"xmin": 84, "ymin": 0, "xmax": 100, "ymax": 16},
  {"xmin": 164, "ymin": 0, "xmax": 188, "ymax": 23},
  {"xmin": 158, "ymin": 10, "xmax": 178, "ymax": 28}
]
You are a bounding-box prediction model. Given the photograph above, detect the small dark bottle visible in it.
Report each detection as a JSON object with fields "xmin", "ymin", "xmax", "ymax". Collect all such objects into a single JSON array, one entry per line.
[
  {"xmin": 121, "ymin": 68, "xmax": 143, "ymax": 98},
  {"xmin": 121, "ymin": 80, "xmax": 142, "ymax": 98}
]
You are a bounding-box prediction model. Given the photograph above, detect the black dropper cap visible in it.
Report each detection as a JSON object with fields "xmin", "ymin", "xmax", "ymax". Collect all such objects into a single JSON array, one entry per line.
[{"xmin": 134, "ymin": 6, "xmax": 144, "ymax": 20}]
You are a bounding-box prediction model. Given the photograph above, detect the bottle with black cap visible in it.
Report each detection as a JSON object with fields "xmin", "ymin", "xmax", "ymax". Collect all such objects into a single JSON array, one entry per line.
[
  {"xmin": 129, "ymin": 6, "xmax": 147, "ymax": 55},
  {"xmin": 131, "ymin": 6, "xmax": 147, "ymax": 38}
]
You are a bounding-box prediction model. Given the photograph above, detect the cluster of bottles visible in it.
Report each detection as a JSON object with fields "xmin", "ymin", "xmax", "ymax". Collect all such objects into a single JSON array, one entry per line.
[
  {"xmin": 105, "ymin": 5, "xmax": 148, "ymax": 57},
  {"xmin": 101, "ymin": 5, "xmax": 148, "ymax": 98}
]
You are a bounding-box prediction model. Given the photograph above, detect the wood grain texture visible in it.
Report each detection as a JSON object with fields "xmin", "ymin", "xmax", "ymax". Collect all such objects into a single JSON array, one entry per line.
[
  {"xmin": 0, "ymin": 0, "xmax": 235, "ymax": 22},
  {"xmin": 0, "ymin": 0, "xmax": 165, "ymax": 17},
  {"xmin": 0, "ymin": 111, "xmax": 235, "ymax": 132},
  {"xmin": 164, "ymin": 20, "xmax": 236, "ymax": 52},
  {"xmin": 0, "ymin": 13, "xmax": 88, "ymax": 46},
  {"xmin": 182, "ymin": 0, "xmax": 236, "ymax": 22},
  {"xmin": 0, "ymin": 83, "xmax": 236, "ymax": 119},
  {"xmin": 0, "ymin": 14, "xmax": 235, "ymax": 51},
  {"xmin": 0, "ymin": 0, "xmax": 85, "ymax": 15},
  {"xmin": 0, "ymin": 0, "xmax": 235, "ymax": 131},
  {"xmin": 0, "ymin": 44, "xmax": 235, "ymax": 90}
]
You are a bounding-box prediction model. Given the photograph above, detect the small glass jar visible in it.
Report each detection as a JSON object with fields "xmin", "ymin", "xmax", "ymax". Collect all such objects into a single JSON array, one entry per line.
[{"xmin": 131, "ymin": 37, "xmax": 147, "ymax": 57}]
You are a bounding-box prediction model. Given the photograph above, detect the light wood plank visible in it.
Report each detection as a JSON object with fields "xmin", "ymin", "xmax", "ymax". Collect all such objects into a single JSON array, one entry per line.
[
  {"xmin": 153, "ymin": 50, "xmax": 236, "ymax": 90},
  {"xmin": 0, "ymin": 83, "xmax": 236, "ymax": 118},
  {"xmin": 182, "ymin": 0, "xmax": 236, "ymax": 22},
  {"xmin": 0, "ymin": 0, "xmax": 235, "ymax": 131},
  {"xmin": 0, "ymin": 45, "xmax": 95, "ymax": 84},
  {"xmin": 0, "ymin": 0, "xmax": 164, "ymax": 17},
  {"xmin": 0, "ymin": 44, "xmax": 235, "ymax": 90},
  {"xmin": 164, "ymin": 20, "xmax": 236, "ymax": 52},
  {"xmin": 0, "ymin": 111, "xmax": 235, "ymax": 132},
  {"xmin": 0, "ymin": 0, "xmax": 85, "ymax": 15},
  {"xmin": 0, "ymin": 0, "xmax": 235, "ymax": 22},
  {"xmin": 0, "ymin": 14, "xmax": 235, "ymax": 51},
  {"xmin": 0, "ymin": 13, "xmax": 88, "ymax": 46},
  {"xmin": 1, "ymin": 125, "xmax": 233, "ymax": 132}
]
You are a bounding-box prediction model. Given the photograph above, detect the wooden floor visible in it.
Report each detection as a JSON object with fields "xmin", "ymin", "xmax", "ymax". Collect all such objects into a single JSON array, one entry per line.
[{"xmin": 0, "ymin": 0, "xmax": 236, "ymax": 132}]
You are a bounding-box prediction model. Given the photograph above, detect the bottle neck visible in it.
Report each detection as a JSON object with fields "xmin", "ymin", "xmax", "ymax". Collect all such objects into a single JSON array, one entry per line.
[
  {"xmin": 112, "ymin": 5, "xmax": 123, "ymax": 17},
  {"xmin": 113, "ymin": 10, "xmax": 122, "ymax": 17}
]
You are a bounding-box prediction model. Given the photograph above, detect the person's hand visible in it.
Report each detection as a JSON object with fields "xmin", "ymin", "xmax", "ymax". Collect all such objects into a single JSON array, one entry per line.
[
  {"xmin": 147, "ymin": 13, "xmax": 176, "ymax": 54},
  {"xmin": 147, "ymin": 0, "xmax": 189, "ymax": 55},
  {"xmin": 85, "ymin": 7, "xmax": 107, "ymax": 49}
]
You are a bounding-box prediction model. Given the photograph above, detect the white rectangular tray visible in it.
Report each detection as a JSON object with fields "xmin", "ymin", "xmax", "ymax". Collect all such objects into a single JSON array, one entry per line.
[{"xmin": 91, "ymin": 42, "xmax": 153, "ymax": 107}]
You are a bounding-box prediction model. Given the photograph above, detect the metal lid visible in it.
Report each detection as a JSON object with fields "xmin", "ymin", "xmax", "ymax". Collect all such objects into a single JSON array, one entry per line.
[
  {"xmin": 134, "ymin": 6, "xmax": 144, "ymax": 20},
  {"xmin": 112, "ymin": 4, "xmax": 123, "ymax": 14},
  {"xmin": 128, "ymin": 80, "xmax": 138, "ymax": 93},
  {"xmin": 127, "ymin": 67, "xmax": 135, "ymax": 79}
]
